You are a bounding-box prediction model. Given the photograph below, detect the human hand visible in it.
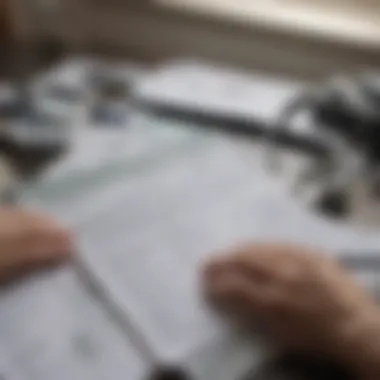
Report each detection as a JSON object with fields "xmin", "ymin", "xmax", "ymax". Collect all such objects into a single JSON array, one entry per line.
[
  {"xmin": 203, "ymin": 243, "xmax": 380, "ymax": 376},
  {"xmin": 0, "ymin": 207, "xmax": 72, "ymax": 283}
]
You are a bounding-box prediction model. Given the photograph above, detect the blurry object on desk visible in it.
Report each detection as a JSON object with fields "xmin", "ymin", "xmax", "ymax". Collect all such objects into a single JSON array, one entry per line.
[
  {"xmin": 0, "ymin": 82, "xmax": 71, "ymax": 178},
  {"xmin": 87, "ymin": 62, "xmax": 132, "ymax": 126},
  {"xmin": 134, "ymin": 59, "xmax": 328, "ymax": 166},
  {"xmin": 135, "ymin": 59, "xmax": 304, "ymax": 134},
  {"xmin": 0, "ymin": 57, "xmax": 144, "ymax": 179},
  {"xmin": 35, "ymin": 58, "xmax": 135, "ymax": 128},
  {"xmin": 134, "ymin": 58, "xmax": 380, "ymax": 229},
  {"xmin": 0, "ymin": 0, "xmax": 68, "ymax": 178},
  {"xmin": 266, "ymin": 71, "xmax": 380, "ymax": 226},
  {"xmin": 2, "ymin": 120, "xmax": 70, "ymax": 179}
]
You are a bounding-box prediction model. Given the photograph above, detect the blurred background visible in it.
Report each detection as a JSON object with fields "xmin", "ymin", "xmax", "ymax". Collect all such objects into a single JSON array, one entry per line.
[
  {"xmin": 0, "ymin": 3, "xmax": 379, "ymax": 380},
  {"xmin": 4, "ymin": 0, "xmax": 380, "ymax": 79}
]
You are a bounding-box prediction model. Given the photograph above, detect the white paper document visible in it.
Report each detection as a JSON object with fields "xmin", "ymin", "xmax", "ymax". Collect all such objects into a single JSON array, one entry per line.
[
  {"xmin": 5, "ymin": 59, "xmax": 380, "ymax": 380},
  {"xmin": 0, "ymin": 269, "xmax": 147, "ymax": 380},
  {"xmin": 15, "ymin": 120, "xmax": 380, "ymax": 380}
]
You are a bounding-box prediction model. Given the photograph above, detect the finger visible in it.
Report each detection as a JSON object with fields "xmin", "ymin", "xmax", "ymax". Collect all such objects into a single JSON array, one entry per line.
[
  {"xmin": 227, "ymin": 251, "xmax": 275, "ymax": 281},
  {"xmin": 204, "ymin": 244, "xmax": 276, "ymax": 280},
  {"xmin": 229, "ymin": 243, "xmax": 323, "ymax": 281},
  {"xmin": 46, "ymin": 227, "xmax": 73, "ymax": 252},
  {"xmin": 231, "ymin": 242, "xmax": 318, "ymax": 261},
  {"xmin": 30, "ymin": 233, "xmax": 73, "ymax": 261},
  {"xmin": 0, "ymin": 254, "xmax": 65, "ymax": 286},
  {"xmin": 204, "ymin": 242, "xmax": 289, "ymax": 273},
  {"xmin": 14, "ymin": 224, "xmax": 73, "ymax": 265},
  {"xmin": 203, "ymin": 255, "xmax": 230, "ymax": 279},
  {"xmin": 204, "ymin": 255, "xmax": 274, "ymax": 291},
  {"xmin": 205, "ymin": 270, "xmax": 272, "ymax": 315},
  {"xmin": 32, "ymin": 241, "xmax": 72, "ymax": 261},
  {"xmin": 30, "ymin": 216, "xmax": 70, "ymax": 239}
]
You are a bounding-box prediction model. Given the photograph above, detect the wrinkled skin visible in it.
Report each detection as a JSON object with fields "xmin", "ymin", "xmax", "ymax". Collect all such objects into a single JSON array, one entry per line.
[
  {"xmin": 0, "ymin": 207, "xmax": 72, "ymax": 283},
  {"xmin": 203, "ymin": 243, "xmax": 380, "ymax": 379}
]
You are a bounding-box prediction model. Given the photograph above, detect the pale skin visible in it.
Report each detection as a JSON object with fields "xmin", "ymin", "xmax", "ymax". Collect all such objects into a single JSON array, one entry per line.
[
  {"xmin": 203, "ymin": 243, "xmax": 380, "ymax": 379},
  {"xmin": 0, "ymin": 206, "xmax": 72, "ymax": 283}
]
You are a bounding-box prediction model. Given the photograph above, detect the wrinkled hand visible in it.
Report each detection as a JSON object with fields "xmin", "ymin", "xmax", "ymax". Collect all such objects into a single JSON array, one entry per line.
[
  {"xmin": 203, "ymin": 243, "xmax": 380, "ymax": 376},
  {"xmin": 0, "ymin": 207, "xmax": 72, "ymax": 283}
]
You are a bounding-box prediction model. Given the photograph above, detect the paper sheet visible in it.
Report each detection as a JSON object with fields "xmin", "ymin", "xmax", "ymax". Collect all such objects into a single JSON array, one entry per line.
[
  {"xmin": 13, "ymin": 58, "xmax": 380, "ymax": 380},
  {"xmin": 0, "ymin": 269, "xmax": 147, "ymax": 380},
  {"xmin": 73, "ymin": 130, "xmax": 380, "ymax": 379},
  {"xmin": 135, "ymin": 59, "xmax": 304, "ymax": 124}
]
